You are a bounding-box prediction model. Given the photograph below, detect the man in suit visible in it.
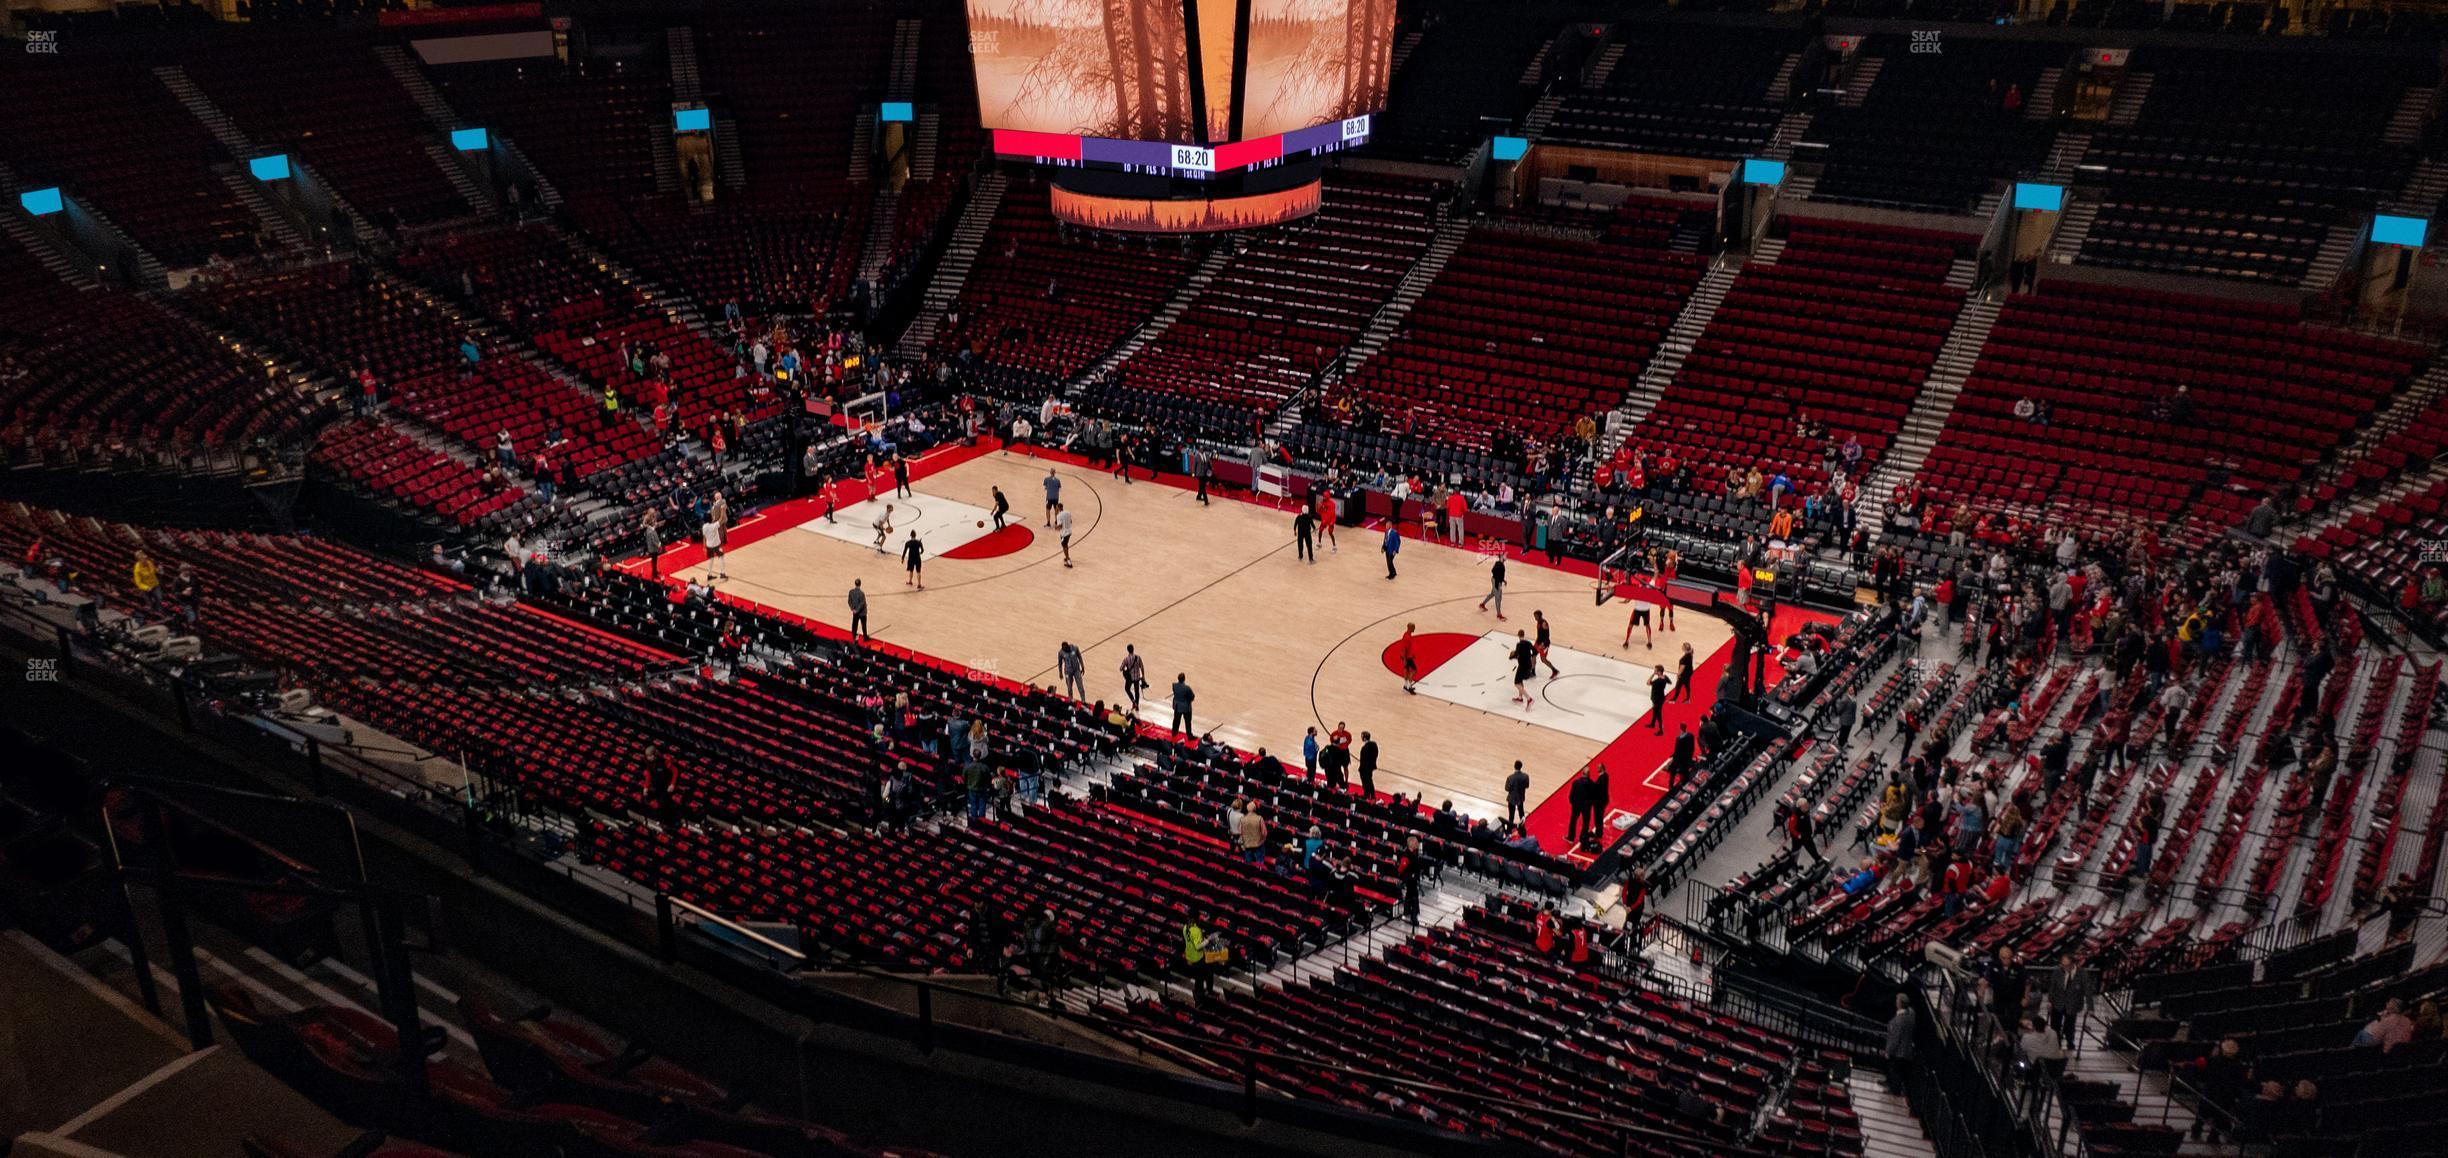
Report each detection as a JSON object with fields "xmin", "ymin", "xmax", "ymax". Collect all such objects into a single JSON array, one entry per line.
[{"xmin": 1504, "ymin": 761, "xmax": 1531, "ymax": 826}]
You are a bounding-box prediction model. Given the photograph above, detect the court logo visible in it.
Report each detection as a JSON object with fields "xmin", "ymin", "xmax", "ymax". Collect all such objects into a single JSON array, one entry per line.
[
  {"xmin": 26, "ymin": 30, "xmax": 59, "ymax": 55},
  {"xmin": 968, "ymin": 30, "xmax": 998, "ymax": 54},
  {"xmin": 1910, "ymin": 30, "xmax": 1941, "ymax": 53}
]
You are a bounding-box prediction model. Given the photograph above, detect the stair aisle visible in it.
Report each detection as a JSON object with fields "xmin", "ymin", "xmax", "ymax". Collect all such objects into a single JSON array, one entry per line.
[
  {"xmin": 1604, "ymin": 258, "xmax": 1741, "ymax": 453},
  {"xmin": 900, "ymin": 171, "xmax": 1005, "ymax": 351},
  {"xmin": 1859, "ymin": 296, "xmax": 2001, "ymax": 541}
]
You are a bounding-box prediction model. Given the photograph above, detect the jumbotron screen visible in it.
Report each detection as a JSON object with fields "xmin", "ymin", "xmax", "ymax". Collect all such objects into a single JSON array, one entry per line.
[{"xmin": 968, "ymin": 0, "xmax": 1394, "ymax": 178}]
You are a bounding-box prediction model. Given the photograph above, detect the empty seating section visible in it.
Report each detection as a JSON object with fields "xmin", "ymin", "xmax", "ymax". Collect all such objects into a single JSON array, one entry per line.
[
  {"xmin": 200, "ymin": 264, "xmax": 651, "ymax": 476},
  {"xmin": 696, "ymin": 6, "xmax": 887, "ymax": 208},
  {"xmin": 1914, "ymin": 282, "xmax": 2423, "ymax": 540},
  {"xmin": 202, "ymin": 266, "xmax": 459, "ymax": 385},
  {"xmin": 395, "ymin": 229, "xmax": 772, "ymax": 434},
  {"xmin": 1097, "ymin": 747, "xmax": 1578, "ymax": 894},
  {"xmin": 884, "ymin": 6, "xmax": 989, "ymax": 270},
  {"xmin": 1545, "ymin": 26, "xmax": 1792, "ymax": 159},
  {"xmin": 937, "ymin": 182, "xmax": 1203, "ymax": 381},
  {"xmin": 0, "ymin": 59, "xmax": 259, "ymax": 267},
  {"xmin": 0, "ymin": 243, "xmax": 322, "ymax": 457},
  {"xmin": 186, "ymin": 36, "xmax": 471, "ymax": 227},
  {"xmin": 1114, "ymin": 174, "xmax": 1440, "ymax": 416},
  {"xmin": 2316, "ymin": 476, "xmax": 2448, "ymax": 628},
  {"xmin": 1637, "ymin": 221, "xmax": 1965, "ymax": 491},
  {"xmin": 1373, "ymin": 7, "xmax": 1565, "ymax": 162},
  {"xmin": 1100, "ymin": 898, "xmax": 1861, "ymax": 1157},
  {"xmin": 1341, "ymin": 204, "xmax": 1705, "ymax": 448},
  {"xmin": 2078, "ymin": 48, "xmax": 2422, "ymax": 285},
  {"xmin": 614, "ymin": 203, "xmax": 865, "ymax": 318},
  {"xmin": 310, "ymin": 420, "xmax": 534, "ymax": 528},
  {"xmin": 429, "ymin": 59, "xmax": 670, "ymax": 227},
  {"xmin": 2305, "ymin": 395, "xmax": 2448, "ymax": 516},
  {"xmin": 0, "ymin": 504, "xmax": 456, "ymax": 617},
  {"xmin": 578, "ymin": 795, "xmax": 1362, "ymax": 974},
  {"xmin": 1804, "ymin": 40, "xmax": 2058, "ymax": 213}
]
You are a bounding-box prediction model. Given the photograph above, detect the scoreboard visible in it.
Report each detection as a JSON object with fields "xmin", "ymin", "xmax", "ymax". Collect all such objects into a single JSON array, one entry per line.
[
  {"xmin": 989, "ymin": 114, "xmax": 1374, "ymax": 180},
  {"xmin": 968, "ymin": 0, "xmax": 1393, "ymax": 179}
]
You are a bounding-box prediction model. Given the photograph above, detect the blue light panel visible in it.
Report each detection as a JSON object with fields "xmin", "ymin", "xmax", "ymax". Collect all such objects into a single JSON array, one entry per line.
[
  {"xmin": 2012, "ymin": 182, "xmax": 2066, "ymax": 212},
  {"xmin": 880, "ymin": 101, "xmax": 915, "ymax": 123},
  {"xmin": 1741, "ymin": 158, "xmax": 1785, "ymax": 186},
  {"xmin": 18, "ymin": 187, "xmax": 61, "ymax": 216},
  {"xmin": 673, "ymin": 107, "xmax": 710, "ymax": 133},
  {"xmin": 1490, "ymin": 136, "xmax": 1528, "ymax": 162},
  {"xmin": 450, "ymin": 127, "xmax": 489, "ymax": 151},
  {"xmin": 249, "ymin": 154, "xmax": 292, "ymax": 181},
  {"xmin": 2374, "ymin": 214, "xmax": 2428, "ymax": 248}
]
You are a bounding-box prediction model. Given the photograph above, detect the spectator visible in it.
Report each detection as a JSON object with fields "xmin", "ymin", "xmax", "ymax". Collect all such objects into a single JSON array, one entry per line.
[
  {"xmin": 1235, "ymin": 802, "xmax": 1268, "ymax": 864},
  {"xmin": 2181, "ymin": 1037, "xmax": 2249, "ymax": 1143},
  {"xmin": 963, "ymin": 759, "xmax": 993, "ymax": 821},
  {"xmin": 1885, "ymin": 994, "xmax": 1917, "ymax": 1093},
  {"xmin": 2355, "ymin": 998, "xmax": 2415, "ymax": 1052},
  {"xmin": 2234, "ymin": 1080, "xmax": 2288, "ymax": 1143},
  {"xmin": 2046, "ymin": 955, "xmax": 2095, "ymax": 1042}
]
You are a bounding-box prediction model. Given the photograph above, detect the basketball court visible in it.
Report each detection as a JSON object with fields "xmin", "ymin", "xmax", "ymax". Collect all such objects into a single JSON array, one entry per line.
[{"xmin": 641, "ymin": 442, "xmax": 1788, "ymax": 844}]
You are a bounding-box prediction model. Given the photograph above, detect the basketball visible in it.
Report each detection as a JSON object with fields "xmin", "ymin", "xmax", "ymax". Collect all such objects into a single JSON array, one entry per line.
[{"xmin": 976, "ymin": 520, "xmax": 986, "ymax": 528}]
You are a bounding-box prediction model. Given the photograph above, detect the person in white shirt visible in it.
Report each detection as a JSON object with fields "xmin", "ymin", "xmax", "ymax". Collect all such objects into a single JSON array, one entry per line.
[
  {"xmin": 871, "ymin": 504, "xmax": 896, "ymax": 554},
  {"xmin": 1054, "ymin": 504, "xmax": 1075, "ymax": 568},
  {"xmin": 701, "ymin": 518, "xmax": 726, "ymax": 579}
]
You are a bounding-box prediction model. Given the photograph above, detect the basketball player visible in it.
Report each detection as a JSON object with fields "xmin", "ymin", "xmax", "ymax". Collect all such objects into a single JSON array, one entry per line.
[
  {"xmin": 1508, "ymin": 630, "xmax": 1537, "ymax": 709},
  {"xmin": 1399, "ymin": 623, "xmax": 1420, "ymax": 694},
  {"xmin": 872, "ymin": 503, "xmax": 896, "ymax": 554},
  {"xmin": 1054, "ymin": 503, "xmax": 1074, "ymax": 568},
  {"xmin": 1317, "ymin": 491, "xmax": 1339, "ymax": 554},
  {"xmin": 1042, "ymin": 467, "xmax": 1061, "ymax": 527},
  {"xmin": 1657, "ymin": 548, "xmax": 1680, "ymax": 630},
  {"xmin": 989, "ymin": 485, "xmax": 1009, "ymax": 531},
  {"xmin": 1623, "ymin": 586, "xmax": 1655, "ymax": 649},
  {"xmin": 902, "ymin": 530, "xmax": 925, "ymax": 589},
  {"xmin": 1479, "ymin": 556, "xmax": 1508, "ymax": 620},
  {"xmin": 1532, "ymin": 610, "xmax": 1562, "ymax": 679},
  {"xmin": 701, "ymin": 514, "xmax": 727, "ymax": 579}
]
